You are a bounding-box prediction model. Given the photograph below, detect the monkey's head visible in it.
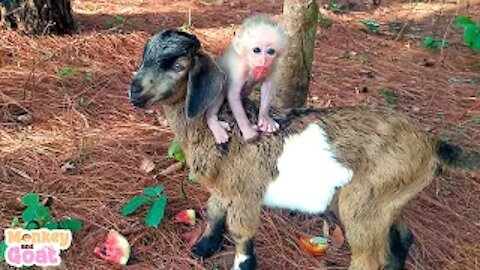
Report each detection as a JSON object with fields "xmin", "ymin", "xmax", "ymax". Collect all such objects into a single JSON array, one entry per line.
[
  {"xmin": 129, "ymin": 30, "xmax": 226, "ymax": 119},
  {"xmin": 233, "ymin": 14, "xmax": 288, "ymax": 81}
]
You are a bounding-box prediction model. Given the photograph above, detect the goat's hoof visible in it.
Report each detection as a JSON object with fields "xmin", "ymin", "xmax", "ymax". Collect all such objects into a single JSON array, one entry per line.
[
  {"xmin": 191, "ymin": 235, "xmax": 223, "ymax": 259},
  {"xmin": 216, "ymin": 142, "xmax": 229, "ymax": 155},
  {"xmin": 233, "ymin": 255, "xmax": 257, "ymax": 270}
]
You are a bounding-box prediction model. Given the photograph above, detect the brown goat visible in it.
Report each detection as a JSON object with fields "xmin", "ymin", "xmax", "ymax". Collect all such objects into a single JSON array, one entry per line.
[{"xmin": 128, "ymin": 30, "xmax": 479, "ymax": 270}]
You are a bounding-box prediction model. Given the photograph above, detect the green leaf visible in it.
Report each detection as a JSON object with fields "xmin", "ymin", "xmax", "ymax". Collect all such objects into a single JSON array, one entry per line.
[
  {"xmin": 120, "ymin": 195, "xmax": 150, "ymax": 216},
  {"xmin": 167, "ymin": 140, "xmax": 185, "ymax": 162},
  {"xmin": 57, "ymin": 67, "xmax": 74, "ymax": 80},
  {"xmin": 188, "ymin": 172, "xmax": 198, "ymax": 184},
  {"xmin": 59, "ymin": 218, "xmax": 83, "ymax": 233},
  {"xmin": 472, "ymin": 28, "xmax": 480, "ymax": 50},
  {"xmin": 0, "ymin": 240, "xmax": 7, "ymax": 261},
  {"xmin": 145, "ymin": 195, "xmax": 167, "ymax": 228},
  {"xmin": 463, "ymin": 25, "xmax": 476, "ymax": 45},
  {"xmin": 43, "ymin": 221, "xmax": 59, "ymax": 230},
  {"xmin": 26, "ymin": 221, "xmax": 39, "ymax": 230},
  {"xmin": 36, "ymin": 205, "xmax": 52, "ymax": 222},
  {"xmin": 422, "ymin": 36, "xmax": 434, "ymax": 47},
  {"xmin": 143, "ymin": 185, "xmax": 164, "ymax": 197},
  {"xmin": 455, "ymin": 16, "xmax": 476, "ymax": 28},
  {"xmin": 22, "ymin": 205, "xmax": 39, "ymax": 222},
  {"xmin": 22, "ymin": 193, "xmax": 40, "ymax": 206},
  {"xmin": 377, "ymin": 89, "xmax": 396, "ymax": 107},
  {"xmin": 12, "ymin": 217, "xmax": 22, "ymax": 227}
]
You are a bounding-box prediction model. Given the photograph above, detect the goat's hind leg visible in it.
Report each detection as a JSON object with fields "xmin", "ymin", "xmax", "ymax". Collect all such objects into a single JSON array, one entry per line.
[
  {"xmin": 192, "ymin": 194, "xmax": 227, "ymax": 259},
  {"xmin": 386, "ymin": 217, "xmax": 413, "ymax": 270}
]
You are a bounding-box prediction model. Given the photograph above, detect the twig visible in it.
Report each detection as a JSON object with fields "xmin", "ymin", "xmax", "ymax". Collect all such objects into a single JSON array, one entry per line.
[{"xmin": 157, "ymin": 161, "xmax": 184, "ymax": 177}]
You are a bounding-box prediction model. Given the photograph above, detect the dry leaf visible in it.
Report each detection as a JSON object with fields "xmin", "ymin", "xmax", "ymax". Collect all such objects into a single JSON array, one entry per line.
[
  {"xmin": 330, "ymin": 225, "xmax": 345, "ymax": 248},
  {"xmin": 140, "ymin": 158, "xmax": 155, "ymax": 174}
]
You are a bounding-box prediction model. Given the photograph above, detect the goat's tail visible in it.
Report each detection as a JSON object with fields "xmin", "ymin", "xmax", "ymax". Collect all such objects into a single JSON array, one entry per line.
[{"xmin": 436, "ymin": 140, "xmax": 480, "ymax": 171}]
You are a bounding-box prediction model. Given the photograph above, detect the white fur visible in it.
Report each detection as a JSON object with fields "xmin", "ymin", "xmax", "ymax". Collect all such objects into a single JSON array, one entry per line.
[
  {"xmin": 232, "ymin": 254, "xmax": 250, "ymax": 270},
  {"xmin": 262, "ymin": 124, "xmax": 353, "ymax": 214}
]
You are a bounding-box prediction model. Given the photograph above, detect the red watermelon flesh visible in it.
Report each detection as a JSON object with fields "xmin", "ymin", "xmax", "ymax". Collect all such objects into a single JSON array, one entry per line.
[{"xmin": 94, "ymin": 229, "xmax": 131, "ymax": 265}]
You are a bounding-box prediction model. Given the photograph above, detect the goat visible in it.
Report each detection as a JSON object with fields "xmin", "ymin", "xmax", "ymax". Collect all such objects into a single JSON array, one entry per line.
[{"xmin": 128, "ymin": 30, "xmax": 479, "ymax": 270}]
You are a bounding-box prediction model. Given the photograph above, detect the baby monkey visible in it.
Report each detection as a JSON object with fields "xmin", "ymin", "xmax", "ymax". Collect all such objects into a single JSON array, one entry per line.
[{"xmin": 206, "ymin": 14, "xmax": 288, "ymax": 145}]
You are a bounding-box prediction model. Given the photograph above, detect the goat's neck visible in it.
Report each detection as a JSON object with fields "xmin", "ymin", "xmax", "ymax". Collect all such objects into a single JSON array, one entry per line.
[{"xmin": 162, "ymin": 102, "xmax": 204, "ymax": 148}]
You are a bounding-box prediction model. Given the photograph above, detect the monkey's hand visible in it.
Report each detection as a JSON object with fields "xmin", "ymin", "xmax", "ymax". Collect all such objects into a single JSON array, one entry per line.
[
  {"xmin": 257, "ymin": 115, "xmax": 280, "ymax": 133},
  {"xmin": 207, "ymin": 119, "xmax": 231, "ymax": 144}
]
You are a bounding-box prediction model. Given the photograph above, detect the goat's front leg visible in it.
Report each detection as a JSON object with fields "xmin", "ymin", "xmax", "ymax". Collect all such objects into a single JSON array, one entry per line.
[
  {"xmin": 192, "ymin": 194, "xmax": 227, "ymax": 259},
  {"xmin": 228, "ymin": 200, "xmax": 261, "ymax": 270}
]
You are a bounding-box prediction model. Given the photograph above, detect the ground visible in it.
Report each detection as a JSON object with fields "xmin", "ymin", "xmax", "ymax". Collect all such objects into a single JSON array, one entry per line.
[{"xmin": 0, "ymin": 0, "xmax": 479, "ymax": 269}]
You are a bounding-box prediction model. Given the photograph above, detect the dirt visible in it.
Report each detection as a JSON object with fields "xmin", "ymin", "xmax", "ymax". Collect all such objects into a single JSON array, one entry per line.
[{"xmin": 0, "ymin": 0, "xmax": 479, "ymax": 269}]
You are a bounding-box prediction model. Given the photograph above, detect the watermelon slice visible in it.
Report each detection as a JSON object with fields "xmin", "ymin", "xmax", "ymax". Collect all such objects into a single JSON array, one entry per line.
[
  {"xmin": 94, "ymin": 229, "xmax": 130, "ymax": 265},
  {"xmin": 174, "ymin": 209, "xmax": 196, "ymax": 226}
]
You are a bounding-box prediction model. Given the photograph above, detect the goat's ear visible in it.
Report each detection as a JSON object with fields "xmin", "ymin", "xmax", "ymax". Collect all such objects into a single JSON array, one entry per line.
[{"xmin": 186, "ymin": 51, "xmax": 225, "ymax": 119}]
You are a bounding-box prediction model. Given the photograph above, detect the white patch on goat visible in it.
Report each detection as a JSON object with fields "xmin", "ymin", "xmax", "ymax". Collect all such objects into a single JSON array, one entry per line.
[
  {"xmin": 263, "ymin": 123, "xmax": 353, "ymax": 214},
  {"xmin": 232, "ymin": 254, "xmax": 249, "ymax": 270}
]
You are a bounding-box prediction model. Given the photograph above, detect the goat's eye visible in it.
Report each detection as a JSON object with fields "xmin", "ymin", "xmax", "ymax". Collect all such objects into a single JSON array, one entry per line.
[
  {"xmin": 172, "ymin": 62, "xmax": 185, "ymax": 72},
  {"xmin": 253, "ymin": 47, "xmax": 261, "ymax": 54},
  {"xmin": 266, "ymin": 48, "xmax": 275, "ymax": 55}
]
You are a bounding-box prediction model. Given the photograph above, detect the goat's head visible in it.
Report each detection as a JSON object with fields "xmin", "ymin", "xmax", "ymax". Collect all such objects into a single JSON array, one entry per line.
[{"xmin": 129, "ymin": 30, "xmax": 225, "ymax": 118}]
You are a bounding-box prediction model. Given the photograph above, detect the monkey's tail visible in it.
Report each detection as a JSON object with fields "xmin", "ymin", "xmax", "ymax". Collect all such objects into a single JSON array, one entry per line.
[{"xmin": 436, "ymin": 140, "xmax": 480, "ymax": 171}]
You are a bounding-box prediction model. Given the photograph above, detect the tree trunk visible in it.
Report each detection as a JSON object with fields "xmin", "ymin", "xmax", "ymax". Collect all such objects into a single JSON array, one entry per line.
[
  {"xmin": 275, "ymin": 0, "xmax": 319, "ymax": 110},
  {"xmin": 0, "ymin": 0, "xmax": 76, "ymax": 35}
]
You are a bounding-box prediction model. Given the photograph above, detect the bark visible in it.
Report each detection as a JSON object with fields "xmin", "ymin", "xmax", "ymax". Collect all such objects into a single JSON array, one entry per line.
[
  {"xmin": 275, "ymin": 0, "xmax": 319, "ymax": 110},
  {"xmin": 0, "ymin": 0, "xmax": 76, "ymax": 35}
]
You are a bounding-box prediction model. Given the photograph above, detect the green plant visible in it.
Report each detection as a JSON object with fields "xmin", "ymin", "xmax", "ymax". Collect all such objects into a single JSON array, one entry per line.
[
  {"xmin": 167, "ymin": 140, "xmax": 198, "ymax": 184},
  {"xmin": 120, "ymin": 184, "xmax": 167, "ymax": 228},
  {"xmin": 377, "ymin": 89, "xmax": 396, "ymax": 107},
  {"xmin": 472, "ymin": 115, "xmax": 480, "ymax": 125},
  {"xmin": 0, "ymin": 193, "xmax": 83, "ymax": 261},
  {"xmin": 358, "ymin": 19, "xmax": 380, "ymax": 33},
  {"xmin": 422, "ymin": 36, "xmax": 448, "ymax": 49},
  {"xmin": 57, "ymin": 66, "xmax": 74, "ymax": 80},
  {"xmin": 106, "ymin": 16, "xmax": 125, "ymax": 28},
  {"xmin": 324, "ymin": 0, "xmax": 342, "ymax": 13},
  {"xmin": 455, "ymin": 16, "xmax": 480, "ymax": 50},
  {"xmin": 318, "ymin": 14, "xmax": 331, "ymax": 28}
]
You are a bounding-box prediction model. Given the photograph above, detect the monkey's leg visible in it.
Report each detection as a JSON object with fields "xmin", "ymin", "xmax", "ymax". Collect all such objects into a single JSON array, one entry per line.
[
  {"xmin": 206, "ymin": 92, "xmax": 231, "ymax": 145},
  {"xmin": 191, "ymin": 194, "xmax": 227, "ymax": 259},
  {"xmin": 227, "ymin": 200, "xmax": 261, "ymax": 270}
]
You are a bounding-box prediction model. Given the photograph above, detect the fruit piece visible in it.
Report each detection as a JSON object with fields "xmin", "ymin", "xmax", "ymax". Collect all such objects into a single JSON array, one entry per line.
[
  {"xmin": 174, "ymin": 209, "xmax": 196, "ymax": 226},
  {"xmin": 94, "ymin": 230, "xmax": 130, "ymax": 265},
  {"xmin": 298, "ymin": 234, "xmax": 329, "ymax": 256},
  {"xmin": 180, "ymin": 226, "xmax": 204, "ymax": 248}
]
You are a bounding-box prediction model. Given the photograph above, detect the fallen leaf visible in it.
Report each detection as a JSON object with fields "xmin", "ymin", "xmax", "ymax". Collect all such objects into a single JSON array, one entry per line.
[
  {"xmin": 140, "ymin": 158, "xmax": 155, "ymax": 174},
  {"xmin": 60, "ymin": 161, "xmax": 76, "ymax": 174},
  {"xmin": 329, "ymin": 225, "xmax": 345, "ymax": 248}
]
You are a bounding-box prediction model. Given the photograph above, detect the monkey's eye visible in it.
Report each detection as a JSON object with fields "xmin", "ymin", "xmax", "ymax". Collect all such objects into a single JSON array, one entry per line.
[
  {"xmin": 253, "ymin": 47, "xmax": 261, "ymax": 54},
  {"xmin": 266, "ymin": 48, "xmax": 275, "ymax": 55},
  {"xmin": 172, "ymin": 62, "xmax": 186, "ymax": 72}
]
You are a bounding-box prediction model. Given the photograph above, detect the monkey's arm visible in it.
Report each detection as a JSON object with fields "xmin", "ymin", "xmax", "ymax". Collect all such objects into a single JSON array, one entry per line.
[
  {"xmin": 257, "ymin": 78, "xmax": 279, "ymax": 133},
  {"xmin": 227, "ymin": 81, "xmax": 259, "ymax": 141}
]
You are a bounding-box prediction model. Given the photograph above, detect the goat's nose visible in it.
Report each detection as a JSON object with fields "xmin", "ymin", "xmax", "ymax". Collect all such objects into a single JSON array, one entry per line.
[
  {"xmin": 129, "ymin": 80, "xmax": 143, "ymax": 94},
  {"xmin": 129, "ymin": 80, "xmax": 148, "ymax": 107}
]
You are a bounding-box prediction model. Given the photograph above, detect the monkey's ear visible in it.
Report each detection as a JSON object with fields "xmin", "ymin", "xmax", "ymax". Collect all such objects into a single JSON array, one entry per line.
[
  {"xmin": 232, "ymin": 37, "xmax": 243, "ymax": 55},
  {"xmin": 186, "ymin": 51, "xmax": 226, "ymax": 119}
]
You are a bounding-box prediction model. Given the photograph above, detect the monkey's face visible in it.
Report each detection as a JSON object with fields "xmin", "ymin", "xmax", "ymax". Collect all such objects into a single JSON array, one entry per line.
[
  {"xmin": 129, "ymin": 30, "xmax": 200, "ymax": 107},
  {"xmin": 240, "ymin": 28, "xmax": 283, "ymax": 81}
]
